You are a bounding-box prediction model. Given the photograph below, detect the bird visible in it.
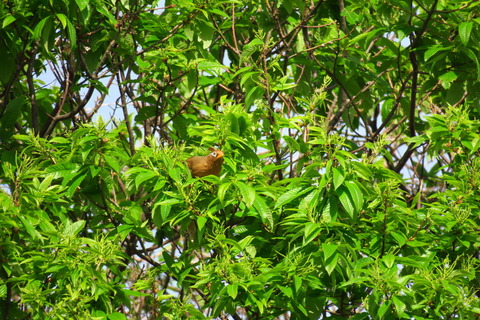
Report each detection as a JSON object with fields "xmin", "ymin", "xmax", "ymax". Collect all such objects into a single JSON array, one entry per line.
[{"xmin": 186, "ymin": 147, "xmax": 224, "ymax": 178}]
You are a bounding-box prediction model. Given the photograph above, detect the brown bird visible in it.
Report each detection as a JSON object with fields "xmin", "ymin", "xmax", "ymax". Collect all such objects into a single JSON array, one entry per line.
[{"xmin": 186, "ymin": 148, "xmax": 224, "ymax": 178}]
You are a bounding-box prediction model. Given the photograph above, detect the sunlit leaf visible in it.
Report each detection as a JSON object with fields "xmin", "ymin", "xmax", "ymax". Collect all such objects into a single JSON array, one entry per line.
[
  {"xmin": 459, "ymin": 21, "xmax": 473, "ymax": 46},
  {"xmin": 237, "ymin": 182, "xmax": 256, "ymax": 208}
]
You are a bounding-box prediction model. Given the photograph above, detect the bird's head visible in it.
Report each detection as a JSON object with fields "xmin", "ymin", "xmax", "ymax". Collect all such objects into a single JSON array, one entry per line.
[{"xmin": 208, "ymin": 148, "xmax": 224, "ymax": 161}]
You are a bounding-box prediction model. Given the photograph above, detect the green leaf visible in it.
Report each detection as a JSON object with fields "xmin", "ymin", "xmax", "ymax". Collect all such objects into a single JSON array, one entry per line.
[
  {"xmin": 392, "ymin": 296, "xmax": 406, "ymax": 315},
  {"xmin": 345, "ymin": 181, "xmax": 364, "ymax": 213},
  {"xmin": 298, "ymin": 188, "xmax": 321, "ymax": 215},
  {"xmin": 117, "ymin": 224, "xmax": 134, "ymax": 240},
  {"xmin": 303, "ymin": 222, "xmax": 321, "ymax": 245},
  {"xmin": 322, "ymin": 243, "xmax": 339, "ymax": 261},
  {"xmin": 33, "ymin": 16, "xmax": 51, "ymax": 39},
  {"xmin": 424, "ymin": 45, "xmax": 451, "ymax": 62},
  {"xmin": 439, "ymin": 71, "xmax": 458, "ymax": 89},
  {"xmin": 63, "ymin": 220, "xmax": 86, "ymax": 236},
  {"xmin": 253, "ymin": 195, "xmax": 273, "ymax": 230},
  {"xmin": 339, "ymin": 277, "xmax": 370, "ymax": 288},
  {"xmin": 197, "ymin": 60, "xmax": 228, "ymax": 75},
  {"xmin": 197, "ymin": 20, "xmax": 214, "ymax": 49},
  {"xmin": 121, "ymin": 289, "xmax": 151, "ymax": 297},
  {"xmin": 391, "ymin": 232, "xmax": 406, "ymax": 246},
  {"xmin": 157, "ymin": 198, "xmax": 183, "ymax": 206},
  {"xmin": 108, "ymin": 312, "xmax": 127, "ymax": 320},
  {"xmin": 406, "ymin": 240, "xmax": 429, "ymax": 247},
  {"xmin": 245, "ymin": 86, "xmax": 262, "ymax": 106},
  {"xmin": 0, "ymin": 284, "xmax": 7, "ymax": 298},
  {"xmin": 275, "ymin": 186, "xmax": 313, "ymax": 208},
  {"xmin": 135, "ymin": 106, "xmax": 157, "ymax": 122},
  {"xmin": 271, "ymin": 75, "xmax": 296, "ymax": 91},
  {"xmin": 56, "ymin": 13, "xmax": 67, "ymax": 28},
  {"xmin": 466, "ymin": 48, "xmax": 480, "ymax": 80},
  {"xmin": 382, "ymin": 254, "xmax": 395, "ymax": 269},
  {"xmin": 75, "ymin": 0, "xmax": 89, "ymax": 10},
  {"xmin": 459, "ymin": 21, "xmax": 473, "ymax": 46},
  {"xmin": 66, "ymin": 19, "xmax": 77, "ymax": 50},
  {"xmin": 19, "ymin": 216, "xmax": 41, "ymax": 240},
  {"xmin": 332, "ymin": 167, "xmax": 345, "ymax": 190},
  {"xmin": 325, "ymin": 253, "xmax": 339, "ymax": 275},
  {"xmin": 283, "ymin": 135, "xmax": 300, "ymax": 151},
  {"xmin": 103, "ymin": 154, "xmax": 120, "ymax": 173},
  {"xmin": 2, "ymin": 15, "xmax": 16, "ymax": 28},
  {"xmin": 236, "ymin": 182, "xmax": 256, "ymax": 208},
  {"xmin": 184, "ymin": 25, "xmax": 194, "ymax": 41},
  {"xmin": 227, "ymin": 284, "xmax": 238, "ymax": 299},
  {"xmin": 377, "ymin": 300, "xmax": 391, "ymax": 319},
  {"xmin": 218, "ymin": 182, "xmax": 232, "ymax": 203},
  {"xmin": 162, "ymin": 251, "xmax": 175, "ymax": 267},
  {"xmin": 135, "ymin": 170, "xmax": 157, "ymax": 188},
  {"xmin": 96, "ymin": 3, "xmax": 117, "ymax": 26},
  {"xmin": 337, "ymin": 185, "xmax": 355, "ymax": 218},
  {"xmin": 197, "ymin": 216, "xmax": 207, "ymax": 233},
  {"xmin": 68, "ymin": 173, "xmax": 86, "ymax": 197}
]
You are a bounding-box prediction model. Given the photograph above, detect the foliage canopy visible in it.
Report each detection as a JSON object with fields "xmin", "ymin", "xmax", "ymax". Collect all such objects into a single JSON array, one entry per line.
[{"xmin": 1, "ymin": 0, "xmax": 480, "ymax": 319}]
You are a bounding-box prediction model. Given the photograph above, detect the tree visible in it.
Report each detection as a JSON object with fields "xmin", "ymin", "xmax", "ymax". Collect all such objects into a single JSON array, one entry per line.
[{"xmin": 1, "ymin": 0, "xmax": 479, "ymax": 318}]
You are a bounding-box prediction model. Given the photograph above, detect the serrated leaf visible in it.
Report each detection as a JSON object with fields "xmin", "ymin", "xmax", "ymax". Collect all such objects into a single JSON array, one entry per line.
[
  {"xmin": 325, "ymin": 253, "xmax": 339, "ymax": 275},
  {"xmin": 283, "ymin": 135, "xmax": 300, "ymax": 151},
  {"xmin": 135, "ymin": 170, "xmax": 157, "ymax": 188},
  {"xmin": 391, "ymin": 232, "xmax": 406, "ymax": 246},
  {"xmin": 157, "ymin": 198, "xmax": 183, "ymax": 206},
  {"xmin": 339, "ymin": 277, "xmax": 370, "ymax": 288},
  {"xmin": 103, "ymin": 154, "xmax": 120, "ymax": 173},
  {"xmin": 424, "ymin": 45, "xmax": 450, "ymax": 62},
  {"xmin": 184, "ymin": 25, "xmax": 194, "ymax": 41},
  {"xmin": 275, "ymin": 186, "xmax": 312, "ymax": 209},
  {"xmin": 160, "ymin": 203, "xmax": 172, "ymax": 222},
  {"xmin": 68, "ymin": 173, "xmax": 86, "ymax": 197},
  {"xmin": 332, "ymin": 167, "xmax": 345, "ymax": 190},
  {"xmin": 243, "ymin": 38, "xmax": 263, "ymax": 52},
  {"xmin": 75, "ymin": 0, "xmax": 89, "ymax": 10},
  {"xmin": 351, "ymin": 162, "xmax": 372, "ymax": 180},
  {"xmin": 218, "ymin": 182, "xmax": 232, "ymax": 203},
  {"xmin": 63, "ymin": 220, "xmax": 86, "ymax": 236},
  {"xmin": 197, "ymin": 60, "xmax": 228, "ymax": 74},
  {"xmin": 345, "ymin": 181, "xmax": 363, "ymax": 212},
  {"xmin": 19, "ymin": 216, "xmax": 41, "ymax": 240},
  {"xmin": 298, "ymin": 188, "xmax": 321, "ymax": 215},
  {"xmin": 240, "ymin": 71, "xmax": 261, "ymax": 87},
  {"xmin": 253, "ymin": 195, "xmax": 273, "ymax": 229},
  {"xmin": 38, "ymin": 174, "xmax": 54, "ymax": 192},
  {"xmin": 237, "ymin": 182, "xmax": 256, "ymax": 208},
  {"xmin": 459, "ymin": 21, "xmax": 473, "ymax": 46},
  {"xmin": 303, "ymin": 222, "xmax": 321, "ymax": 246},
  {"xmin": 337, "ymin": 185, "xmax": 355, "ymax": 218}
]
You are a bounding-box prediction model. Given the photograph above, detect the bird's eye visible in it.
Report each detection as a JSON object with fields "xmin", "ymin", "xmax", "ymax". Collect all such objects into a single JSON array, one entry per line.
[{"xmin": 210, "ymin": 151, "xmax": 217, "ymax": 157}]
